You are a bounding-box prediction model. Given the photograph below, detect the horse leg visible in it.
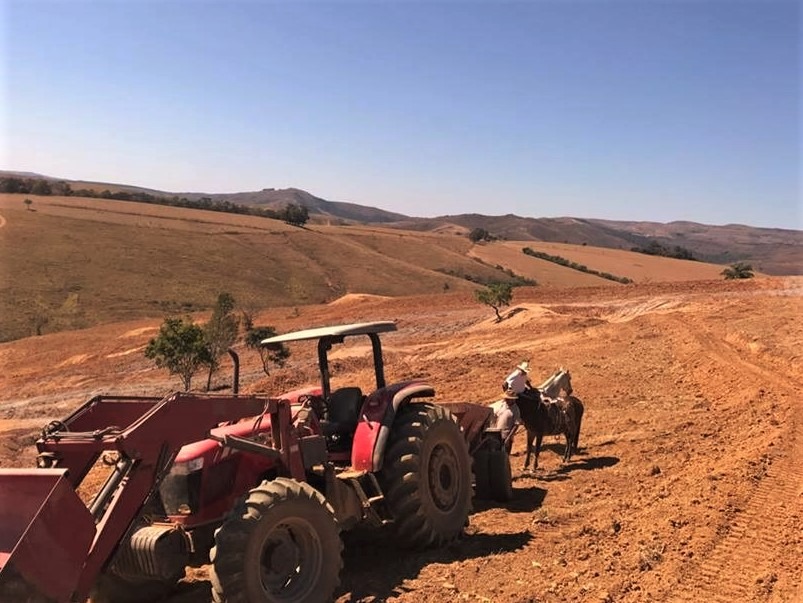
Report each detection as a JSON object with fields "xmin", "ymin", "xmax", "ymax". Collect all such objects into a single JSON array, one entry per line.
[
  {"xmin": 523, "ymin": 429, "xmax": 533, "ymax": 470},
  {"xmin": 533, "ymin": 432, "xmax": 543, "ymax": 470},
  {"xmin": 563, "ymin": 430, "xmax": 573, "ymax": 462}
]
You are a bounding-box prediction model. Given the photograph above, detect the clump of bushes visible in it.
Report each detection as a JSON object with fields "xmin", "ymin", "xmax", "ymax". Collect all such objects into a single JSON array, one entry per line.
[
  {"xmin": 631, "ymin": 241, "xmax": 697, "ymax": 261},
  {"xmin": 468, "ymin": 227, "xmax": 495, "ymax": 243}
]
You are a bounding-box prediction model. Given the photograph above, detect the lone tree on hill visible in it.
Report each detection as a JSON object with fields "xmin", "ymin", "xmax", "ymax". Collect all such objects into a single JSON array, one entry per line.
[
  {"xmin": 23, "ymin": 198, "xmax": 33, "ymax": 211},
  {"xmin": 145, "ymin": 316, "xmax": 211, "ymax": 390},
  {"xmin": 721, "ymin": 262, "xmax": 755, "ymax": 280},
  {"xmin": 468, "ymin": 227, "xmax": 492, "ymax": 243},
  {"xmin": 475, "ymin": 282, "xmax": 514, "ymax": 322},
  {"xmin": 203, "ymin": 292, "xmax": 240, "ymax": 390},
  {"xmin": 282, "ymin": 203, "xmax": 310, "ymax": 226}
]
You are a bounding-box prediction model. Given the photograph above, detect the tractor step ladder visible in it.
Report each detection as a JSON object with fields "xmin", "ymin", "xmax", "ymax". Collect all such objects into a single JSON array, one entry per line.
[
  {"xmin": 338, "ymin": 471, "xmax": 393, "ymax": 527},
  {"xmin": 358, "ymin": 472, "xmax": 393, "ymax": 526}
]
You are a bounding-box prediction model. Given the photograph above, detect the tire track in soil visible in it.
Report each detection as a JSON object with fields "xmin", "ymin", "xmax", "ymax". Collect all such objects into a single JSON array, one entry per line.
[
  {"xmin": 666, "ymin": 430, "xmax": 802, "ymax": 602},
  {"xmin": 659, "ymin": 325, "xmax": 803, "ymax": 602}
]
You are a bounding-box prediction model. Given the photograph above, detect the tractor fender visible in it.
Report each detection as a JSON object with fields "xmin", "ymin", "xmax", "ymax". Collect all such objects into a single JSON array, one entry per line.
[{"xmin": 351, "ymin": 381, "xmax": 435, "ymax": 472}]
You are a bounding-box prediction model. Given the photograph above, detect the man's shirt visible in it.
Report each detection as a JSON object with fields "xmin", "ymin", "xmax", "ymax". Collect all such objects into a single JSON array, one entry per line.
[
  {"xmin": 504, "ymin": 369, "xmax": 528, "ymax": 394},
  {"xmin": 490, "ymin": 399, "xmax": 521, "ymax": 440}
]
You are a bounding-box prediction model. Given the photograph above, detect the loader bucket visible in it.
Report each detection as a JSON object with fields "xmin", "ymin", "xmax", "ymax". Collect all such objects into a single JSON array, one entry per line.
[{"xmin": 0, "ymin": 468, "xmax": 95, "ymax": 602}]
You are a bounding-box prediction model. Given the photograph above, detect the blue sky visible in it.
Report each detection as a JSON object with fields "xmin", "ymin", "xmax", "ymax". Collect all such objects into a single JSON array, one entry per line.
[{"xmin": 3, "ymin": 0, "xmax": 800, "ymax": 228}]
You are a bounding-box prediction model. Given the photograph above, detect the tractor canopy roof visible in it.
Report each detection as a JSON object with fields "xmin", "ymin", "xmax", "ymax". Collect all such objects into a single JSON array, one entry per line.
[
  {"xmin": 260, "ymin": 321, "xmax": 397, "ymax": 398},
  {"xmin": 260, "ymin": 321, "xmax": 397, "ymax": 345}
]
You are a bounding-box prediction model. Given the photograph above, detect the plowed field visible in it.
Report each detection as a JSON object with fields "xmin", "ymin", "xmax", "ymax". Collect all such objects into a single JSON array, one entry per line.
[{"xmin": 1, "ymin": 277, "xmax": 801, "ymax": 602}]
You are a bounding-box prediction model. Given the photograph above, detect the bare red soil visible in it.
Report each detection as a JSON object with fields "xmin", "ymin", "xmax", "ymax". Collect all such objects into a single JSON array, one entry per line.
[{"xmin": 1, "ymin": 277, "xmax": 801, "ymax": 602}]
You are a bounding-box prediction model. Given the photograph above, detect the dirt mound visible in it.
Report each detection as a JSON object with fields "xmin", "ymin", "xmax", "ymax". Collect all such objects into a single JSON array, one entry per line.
[
  {"xmin": 469, "ymin": 303, "xmax": 560, "ymax": 330},
  {"xmin": 328, "ymin": 293, "xmax": 392, "ymax": 305}
]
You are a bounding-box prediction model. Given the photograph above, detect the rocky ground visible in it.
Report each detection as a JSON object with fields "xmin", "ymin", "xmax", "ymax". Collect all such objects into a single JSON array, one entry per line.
[{"xmin": 1, "ymin": 277, "xmax": 801, "ymax": 602}]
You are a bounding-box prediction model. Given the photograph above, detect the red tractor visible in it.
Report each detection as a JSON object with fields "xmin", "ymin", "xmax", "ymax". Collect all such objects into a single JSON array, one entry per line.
[{"xmin": 0, "ymin": 321, "xmax": 511, "ymax": 603}]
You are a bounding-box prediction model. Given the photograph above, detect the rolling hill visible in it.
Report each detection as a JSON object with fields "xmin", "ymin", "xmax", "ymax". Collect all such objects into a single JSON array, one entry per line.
[
  {"xmin": 2, "ymin": 171, "xmax": 799, "ymax": 275},
  {"xmin": 0, "ymin": 192, "xmax": 740, "ymax": 342},
  {"xmin": 410, "ymin": 214, "xmax": 802, "ymax": 276}
]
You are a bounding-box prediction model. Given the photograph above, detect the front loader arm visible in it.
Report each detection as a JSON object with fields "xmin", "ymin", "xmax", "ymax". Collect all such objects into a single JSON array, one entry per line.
[{"xmin": 1, "ymin": 392, "xmax": 269, "ymax": 602}]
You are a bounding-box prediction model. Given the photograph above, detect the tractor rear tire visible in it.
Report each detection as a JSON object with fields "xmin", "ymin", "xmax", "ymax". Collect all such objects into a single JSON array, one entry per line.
[
  {"xmin": 487, "ymin": 448, "xmax": 514, "ymax": 502},
  {"xmin": 473, "ymin": 448, "xmax": 492, "ymax": 500},
  {"xmin": 379, "ymin": 403, "xmax": 472, "ymax": 548},
  {"xmin": 210, "ymin": 477, "xmax": 342, "ymax": 603}
]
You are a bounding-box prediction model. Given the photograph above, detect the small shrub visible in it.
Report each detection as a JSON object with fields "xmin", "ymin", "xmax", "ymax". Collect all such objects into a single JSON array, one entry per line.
[{"xmin": 721, "ymin": 262, "xmax": 754, "ymax": 280}]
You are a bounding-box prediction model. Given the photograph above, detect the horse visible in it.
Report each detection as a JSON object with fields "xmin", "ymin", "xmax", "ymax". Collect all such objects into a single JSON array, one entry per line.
[
  {"xmin": 537, "ymin": 368, "xmax": 584, "ymax": 452},
  {"xmin": 516, "ymin": 368, "xmax": 584, "ymax": 471}
]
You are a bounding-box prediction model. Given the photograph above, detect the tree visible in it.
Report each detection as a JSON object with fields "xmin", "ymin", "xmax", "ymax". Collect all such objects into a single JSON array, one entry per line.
[
  {"xmin": 245, "ymin": 326, "xmax": 290, "ymax": 375},
  {"xmin": 475, "ymin": 282, "xmax": 514, "ymax": 322},
  {"xmin": 468, "ymin": 228, "xmax": 491, "ymax": 243},
  {"xmin": 282, "ymin": 203, "xmax": 309, "ymax": 226},
  {"xmin": 50, "ymin": 181, "xmax": 73, "ymax": 196},
  {"xmin": 30, "ymin": 180, "xmax": 52, "ymax": 196},
  {"xmin": 203, "ymin": 292, "xmax": 240, "ymax": 390},
  {"xmin": 721, "ymin": 262, "xmax": 754, "ymax": 280},
  {"xmin": 0, "ymin": 177, "xmax": 24, "ymax": 193},
  {"xmin": 23, "ymin": 198, "xmax": 33, "ymax": 211},
  {"xmin": 145, "ymin": 316, "xmax": 210, "ymax": 390}
]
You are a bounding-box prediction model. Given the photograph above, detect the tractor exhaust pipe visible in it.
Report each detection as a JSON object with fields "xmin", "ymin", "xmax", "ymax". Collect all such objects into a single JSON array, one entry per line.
[{"xmin": 228, "ymin": 348, "xmax": 239, "ymax": 394}]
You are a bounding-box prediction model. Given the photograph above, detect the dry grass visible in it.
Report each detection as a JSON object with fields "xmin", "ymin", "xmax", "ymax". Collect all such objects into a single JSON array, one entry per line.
[
  {"xmin": 0, "ymin": 193, "xmax": 735, "ymax": 342},
  {"xmin": 0, "ymin": 195, "xmax": 500, "ymax": 341},
  {"xmin": 472, "ymin": 240, "xmax": 730, "ymax": 286}
]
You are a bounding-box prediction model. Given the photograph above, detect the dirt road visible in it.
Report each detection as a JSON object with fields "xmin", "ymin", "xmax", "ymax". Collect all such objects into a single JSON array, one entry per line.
[{"xmin": 1, "ymin": 277, "xmax": 800, "ymax": 602}]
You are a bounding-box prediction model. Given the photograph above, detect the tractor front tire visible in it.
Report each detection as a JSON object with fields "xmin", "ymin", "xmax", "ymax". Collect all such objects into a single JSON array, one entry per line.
[
  {"xmin": 210, "ymin": 477, "xmax": 342, "ymax": 603},
  {"xmin": 379, "ymin": 403, "xmax": 472, "ymax": 548},
  {"xmin": 90, "ymin": 575, "xmax": 177, "ymax": 603}
]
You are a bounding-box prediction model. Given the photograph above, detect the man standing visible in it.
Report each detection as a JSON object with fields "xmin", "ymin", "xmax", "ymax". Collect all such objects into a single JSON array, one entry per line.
[{"xmin": 490, "ymin": 388, "xmax": 521, "ymax": 452}]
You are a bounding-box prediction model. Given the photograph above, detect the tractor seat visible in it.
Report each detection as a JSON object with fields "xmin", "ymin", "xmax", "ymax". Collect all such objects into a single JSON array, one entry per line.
[{"xmin": 319, "ymin": 387, "xmax": 364, "ymax": 438}]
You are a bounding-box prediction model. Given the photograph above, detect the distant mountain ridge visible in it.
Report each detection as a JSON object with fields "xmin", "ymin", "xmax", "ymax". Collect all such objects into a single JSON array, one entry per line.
[
  {"xmin": 2, "ymin": 170, "xmax": 800, "ymax": 275},
  {"xmin": 181, "ymin": 187, "xmax": 409, "ymax": 224}
]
